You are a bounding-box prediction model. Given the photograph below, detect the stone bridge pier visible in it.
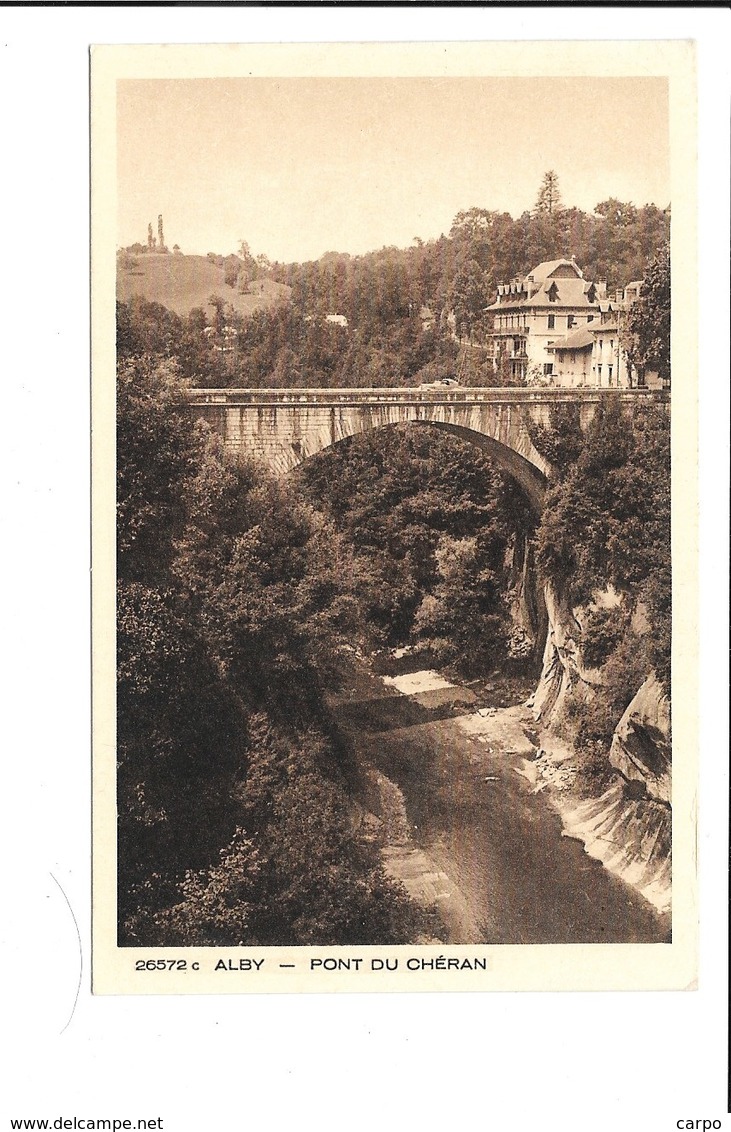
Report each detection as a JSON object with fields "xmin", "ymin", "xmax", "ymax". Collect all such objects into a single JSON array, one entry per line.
[{"xmin": 187, "ymin": 387, "xmax": 668, "ymax": 513}]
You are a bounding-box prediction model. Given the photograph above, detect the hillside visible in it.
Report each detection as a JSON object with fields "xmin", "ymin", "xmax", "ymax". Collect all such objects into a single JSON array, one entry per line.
[{"xmin": 116, "ymin": 252, "xmax": 291, "ymax": 318}]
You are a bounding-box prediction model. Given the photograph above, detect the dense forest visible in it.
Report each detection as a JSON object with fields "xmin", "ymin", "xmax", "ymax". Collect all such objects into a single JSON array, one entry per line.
[
  {"xmin": 118, "ymin": 177, "xmax": 670, "ymax": 389},
  {"xmin": 117, "ymin": 355, "xmax": 438, "ymax": 945},
  {"xmin": 297, "ymin": 428, "xmax": 537, "ymax": 675},
  {"xmin": 117, "ymin": 354, "xmax": 670, "ymax": 942},
  {"xmin": 116, "ymin": 182, "xmax": 671, "ymax": 943},
  {"xmin": 272, "ymin": 193, "xmax": 669, "ymax": 340}
]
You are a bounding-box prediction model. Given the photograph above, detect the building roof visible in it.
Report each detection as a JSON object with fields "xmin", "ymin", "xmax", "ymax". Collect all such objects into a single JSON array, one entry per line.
[
  {"xmin": 486, "ymin": 258, "xmax": 598, "ymax": 312},
  {"xmin": 487, "ymin": 277, "xmax": 597, "ymax": 312},
  {"xmin": 530, "ymin": 258, "xmax": 584, "ymax": 283},
  {"xmin": 547, "ymin": 325, "xmax": 595, "ymax": 352}
]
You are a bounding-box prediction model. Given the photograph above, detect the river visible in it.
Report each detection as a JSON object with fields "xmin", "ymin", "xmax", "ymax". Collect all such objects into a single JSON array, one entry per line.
[{"xmin": 330, "ymin": 656, "xmax": 670, "ymax": 945}]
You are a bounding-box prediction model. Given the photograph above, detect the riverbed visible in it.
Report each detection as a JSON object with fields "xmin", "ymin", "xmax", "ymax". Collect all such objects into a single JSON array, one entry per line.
[{"xmin": 329, "ymin": 657, "xmax": 670, "ymax": 945}]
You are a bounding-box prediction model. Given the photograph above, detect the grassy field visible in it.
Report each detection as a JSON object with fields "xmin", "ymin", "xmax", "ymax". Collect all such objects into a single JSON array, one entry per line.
[{"xmin": 116, "ymin": 253, "xmax": 291, "ymax": 318}]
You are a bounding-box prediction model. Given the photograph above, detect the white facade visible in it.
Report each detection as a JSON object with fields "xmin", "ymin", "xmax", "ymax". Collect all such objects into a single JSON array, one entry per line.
[
  {"xmin": 547, "ymin": 300, "xmax": 632, "ymax": 387},
  {"xmin": 486, "ymin": 259, "xmax": 604, "ymax": 383},
  {"xmin": 486, "ymin": 264, "xmax": 664, "ymax": 388}
]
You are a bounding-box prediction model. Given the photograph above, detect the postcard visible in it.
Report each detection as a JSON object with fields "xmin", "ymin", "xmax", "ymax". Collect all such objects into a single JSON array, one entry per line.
[{"xmin": 92, "ymin": 39, "xmax": 697, "ymax": 994}]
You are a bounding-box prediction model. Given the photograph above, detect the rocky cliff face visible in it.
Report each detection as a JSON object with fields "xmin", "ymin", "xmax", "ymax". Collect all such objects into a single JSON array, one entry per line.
[
  {"xmin": 504, "ymin": 533, "xmax": 547, "ymax": 662},
  {"xmin": 530, "ymin": 581, "xmax": 585, "ymax": 723},
  {"xmin": 609, "ymin": 673, "xmax": 671, "ymax": 805},
  {"xmin": 529, "ymin": 582, "xmax": 672, "ymax": 914}
]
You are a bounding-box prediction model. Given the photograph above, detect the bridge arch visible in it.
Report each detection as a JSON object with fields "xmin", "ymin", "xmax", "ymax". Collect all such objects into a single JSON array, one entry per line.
[
  {"xmin": 398, "ymin": 420, "xmax": 547, "ymax": 511},
  {"xmin": 188, "ymin": 387, "xmax": 668, "ymax": 515},
  {"xmin": 297, "ymin": 418, "xmax": 549, "ymax": 512},
  {"xmin": 189, "ymin": 387, "xmax": 564, "ymax": 514}
]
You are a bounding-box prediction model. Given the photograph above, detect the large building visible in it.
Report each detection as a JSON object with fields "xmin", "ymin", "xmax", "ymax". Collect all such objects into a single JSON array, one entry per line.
[
  {"xmin": 544, "ymin": 280, "xmax": 662, "ymax": 388},
  {"xmin": 485, "ymin": 258, "xmax": 604, "ymax": 383},
  {"xmin": 485, "ymin": 259, "xmax": 661, "ymax": 388}
]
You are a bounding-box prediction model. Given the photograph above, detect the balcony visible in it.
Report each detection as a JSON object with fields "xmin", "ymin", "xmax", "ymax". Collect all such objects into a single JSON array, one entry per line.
[{"xmin": 484, "ymin": 347, "xmax": 528, "ymax": 362}]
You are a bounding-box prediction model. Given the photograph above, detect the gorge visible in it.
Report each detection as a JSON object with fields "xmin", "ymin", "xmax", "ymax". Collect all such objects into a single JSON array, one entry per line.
[{"xmin": 116, "ymin": 331, "xmax": 671, "ymax": 947}]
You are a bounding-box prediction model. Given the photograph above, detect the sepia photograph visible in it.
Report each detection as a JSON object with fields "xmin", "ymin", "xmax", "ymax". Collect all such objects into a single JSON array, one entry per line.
[{"xmin": 92, "ymin": 41, "xmax": 698, "ymax": 993}]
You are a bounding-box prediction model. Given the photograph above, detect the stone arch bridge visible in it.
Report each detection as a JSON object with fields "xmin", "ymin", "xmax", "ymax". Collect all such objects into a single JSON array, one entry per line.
[{"xmin": 188, "ymin": 387, "xmax": 668, "ymax": 512}]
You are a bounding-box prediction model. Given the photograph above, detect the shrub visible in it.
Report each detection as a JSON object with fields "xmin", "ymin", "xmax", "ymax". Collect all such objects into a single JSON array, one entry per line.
[{"xmin": 580, "ymin": 605, "xmax": 628, "ymax": 669}]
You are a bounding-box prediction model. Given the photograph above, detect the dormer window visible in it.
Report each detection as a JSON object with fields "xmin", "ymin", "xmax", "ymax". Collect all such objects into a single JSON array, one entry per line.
[
  {"xmin": 547, "ymin": 282, "xmax": 559, "ymax": 302},
  {"xmin": 587, "ymin": 284, "xmax": 597, "ymax": 303}
]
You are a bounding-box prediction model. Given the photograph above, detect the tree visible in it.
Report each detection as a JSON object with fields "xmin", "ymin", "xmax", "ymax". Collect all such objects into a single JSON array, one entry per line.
[
  {"xmin": 224, "ymin": 255, "xmax": 241, "ymax": 288},
  {"xmin": 625, "ymin": 242, "xmax": 670, "ymax": 387},
  {"xmin": 594, "ymin": 198, "xmax": 638, "ymax": 227},
  {"xmin": 449, "ymin": 207, "xmax": 497, "ymax": 246},
  {"xmin": 535, "ymin": 397, "xmax": 670, "ymax": 675},
  {"xmin": 117, "ymin": 356, "xmax": 197, "ymax": 583},
  {"xmin": 116, "ymin": 351, "xmax": 434, "ymax": 946},
  {"xmin": 208, "ymin": 293, "xmax": 227, "ymax": 334},
  {"xmin": 534, "ymin": 170, "xmax": 563, "ymax": 216},
  {"xmin": 449, "ymin": 259, "xmax": 490, "ymax": 341},
  {"xmin": 527, "ymin": 401, "xmax": 585, "ymax": 474},
  {"xmin": 298, "ymin": 426, "xmax": 533, "ymax": 664},
  {"xmin": 413, "ymin": 533, "xmax": 510, "ymax": 674}
]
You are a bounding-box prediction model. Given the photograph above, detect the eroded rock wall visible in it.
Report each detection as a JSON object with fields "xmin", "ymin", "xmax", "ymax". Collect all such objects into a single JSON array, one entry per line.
[
  {"xmin": 504, "ymin": 533, "xmax": 547, "ymax": 662},
  {"xmin": 529, "ymin": 582, "xmax": 672, "ymax": 913},
  {"xmin": 530, "ymin": 582, "xmax": 586, "ymax": 722},
  {"xmin": 609, "ymin": 673, "xmax": 671, "ymax": 805}
]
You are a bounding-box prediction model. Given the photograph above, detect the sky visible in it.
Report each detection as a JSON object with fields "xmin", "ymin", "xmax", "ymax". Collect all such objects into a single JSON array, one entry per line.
[{"xmin": 117, "ymin": 76, "xmax": 669, "ymax": 263}]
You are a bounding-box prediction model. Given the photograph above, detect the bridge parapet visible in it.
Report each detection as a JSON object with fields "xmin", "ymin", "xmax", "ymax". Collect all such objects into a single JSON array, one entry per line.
[{"xmin": 188, "ymin": 386, "xmax": 668, "ymax": 408}]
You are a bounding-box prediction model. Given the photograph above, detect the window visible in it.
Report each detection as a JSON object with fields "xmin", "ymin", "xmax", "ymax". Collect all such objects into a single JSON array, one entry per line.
[
  {"xmin": 548, "ymin": 282, "xmax": 559, "ymax": 302},
  {"xmin": 567, "ymin": 315, "xmax": 575, "ymax": 329},
  {"xmin": 547, "ymin": 314, "xmax": 555, "ymax": 329},
  {"xmin": 543, "ymin": 363, "xmax": 554, "ymax": 376},
  {"xmin": 597, "ymin": 364, "xmax": 602, "ymax": 380},
  {"xmin": 608, "ymin": 365, "xmax": 614, "ymax": 383},
  {"xmin": 610, "ymin": 339, "xmax": 614, "ymax": 351}
]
